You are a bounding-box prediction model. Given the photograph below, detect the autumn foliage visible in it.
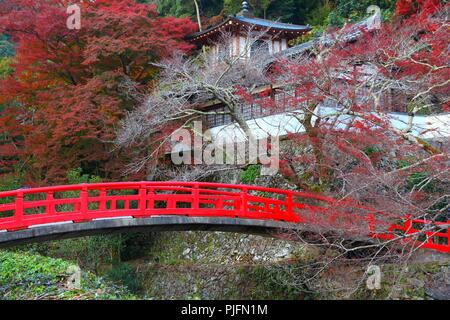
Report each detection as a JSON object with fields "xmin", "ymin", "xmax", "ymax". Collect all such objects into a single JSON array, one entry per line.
[
  {"xmin": 395, "ymin": 0, "xmax": 441, "ymax": 19},
  {"xmin": 0, "ymin": 0, "xmax": 197, "ymax": 183},
  {"xmin": 240, "ymin": 0, "xmax": 449, "ymax": 229}
]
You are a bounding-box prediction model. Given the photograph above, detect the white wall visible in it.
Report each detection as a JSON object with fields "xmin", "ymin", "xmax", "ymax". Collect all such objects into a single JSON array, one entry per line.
[{"xmin": 207, "ymin": 107, "xmax": 450, "ymax": 144}]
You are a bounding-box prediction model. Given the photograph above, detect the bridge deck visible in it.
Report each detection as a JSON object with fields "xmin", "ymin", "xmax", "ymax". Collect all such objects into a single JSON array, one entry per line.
[
  {"xmin": 0, "ymin": 216, "xmax": 299, "ymax": 248},
  {"xmin": 0, "ymin": 182, "xmax": 448, "ymax": 252}
]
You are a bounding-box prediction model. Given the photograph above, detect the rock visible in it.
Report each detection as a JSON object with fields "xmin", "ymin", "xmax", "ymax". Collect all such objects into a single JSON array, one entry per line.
[
  {"xmin": 182, "ymin": 248, "xmax": 191, "ymax": 256},
  {"xmin": 407, "ymin": 278, "xmax": 425, "ymax": 288},
  {"xmin": 260, "ymin": 166, "xmax": 277, "ymax": 176},
  {"xmin": 275, "ymin": 248, "xmax": 290, "ymax": 258},
  {"xmin": 425, "ymin": 267, "xmax": 450, "ymax": 300}
]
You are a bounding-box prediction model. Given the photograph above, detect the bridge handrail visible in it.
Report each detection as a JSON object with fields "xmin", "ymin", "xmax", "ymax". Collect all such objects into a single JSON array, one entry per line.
[
  {"xmin": 0, "ymin": 181, "xmax": 332, "ymax": 199},
  {"xmin": 0, "ymin": 181, "xmax": 448, "ymax": 253}
]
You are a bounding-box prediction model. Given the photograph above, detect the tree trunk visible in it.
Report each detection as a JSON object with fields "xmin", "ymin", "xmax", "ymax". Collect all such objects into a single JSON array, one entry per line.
[
  {"xmin": 302, "ymin": 104, "xmax": 328, "ymax": 186},
  {"xmin": 193, "ymin": 0, "xmax": 206, "ymax": 55},
  {"xmin": 193, "ymin": 0, "xmax": 202, "ymax": 32}
]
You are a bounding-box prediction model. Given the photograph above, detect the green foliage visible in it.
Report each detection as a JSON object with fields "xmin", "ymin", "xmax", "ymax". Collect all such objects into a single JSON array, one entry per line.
[
  {"xmin": 273, "ymin": 0, "xmax": 319, "ymax": 24},
  {"xmin": 48, "ymin": 235, "xmax": 124, "ymax": 273},
  {"xmin": 363, "ymin": 146, "xmax": 380, "ymax": 156},
  {"xmin": 106, "ymin": 262, "xmax": 140, "ymax": 293},
  {"xmin": 120, "ymin": 232, "xmax": 156, "ymax": 261},
  {"xmin": 157, "ymin": 0, "xmax": 197, "ymax": 17},
  {"xmin": 223, "ymin": 0, "xmax": 242, "ymax": 15},
  {"xmin": 152, "ymin": 0, "xmax": 400, "ymax": 30},
  {"xmin": 0, "ymin": 173, "xmax": 22, "ymax": 192},
  {"xmin": 0, "ymin": 57, "xmax": 13, "ymax": 79},
  {"xmin": 157, "ymin": 0, "xmax": 223, "ymax": 18},
  {"xmin": 407, "ymin": 172, "xmax": 435, "ymax": 192},
  {"xmin": 0, "ymin": 250, "xmax": 70, "ymax": 283},
  {"xmin": 67, "ymin": 167, "xmax": 102, "ymax": 184},
  {"xmin": 240, "ymin": 165, "xmax": 261, "ymax": 184},
  {"xmin": 240, "ymin": 265, "xmax": 317, "ymax": 300},
  {"xmin": 326, "ymin": 0, "xmax": 396, "ymax": 26},
  {"xmin": 0, "ymin": 250, "xmax": 136, "ymax": 300},
  {"xmin": 290, "ymin": 26, "xmax": 323, "ymax": 46},
  {"xmin": 155, "ymin": 0, "xmax": 353, "ymax": 26},
  {"xmin": 397, "ymin": 159, "xmax": 436, "ymax": 193},
  {"xmin": 0, "ymin": 173, "xmax": 23, "ymax": 216},
  {"xmin": 305, "ymin": 0, "xmax": 333, "ymax": 26}
]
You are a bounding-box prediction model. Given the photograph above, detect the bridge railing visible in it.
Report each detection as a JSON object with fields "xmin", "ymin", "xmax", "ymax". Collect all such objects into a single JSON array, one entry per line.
[
  {"xmin": 0, "ymin": 182, "xmax": 448, "ymax": 253},
  {"xmin": 0, "ymin": 182, "xmax": 300, "ymax": 230}
]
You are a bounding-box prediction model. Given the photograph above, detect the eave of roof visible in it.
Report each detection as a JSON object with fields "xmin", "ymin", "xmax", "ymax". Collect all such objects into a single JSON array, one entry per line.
[
  {"xmin": 188, "ymin": 15, "xmax": 311, "ymax": 42},
  {"xmin": 282, "ymin": 11, "xmax": 382, "ymax": 59},
  {"xmin": 233, "ymin": 16, "xmax": 311, "ymax": 31}
]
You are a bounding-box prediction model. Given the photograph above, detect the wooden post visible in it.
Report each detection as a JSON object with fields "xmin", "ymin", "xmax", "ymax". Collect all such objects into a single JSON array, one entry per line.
[
  {"xmin": 240, "ymin": 187, "xmax": 248, "ymax": 218},
  {"xmin": 192, "ymin": 183, "xmax": 200, "ymax": 210},
  {"xmin": 77, "ymin": 184, "xmax": 88, "ymax": 222},
  {"xmin": 99, "ymin": 188, "xmax": 106, "ymax": 211},
  {"xmin": 15, "ymin": 191, "xmax": 24, "ymax": 229},
  {"xmin": 285, "ymin": 193, "xmax": 295, "ymax": 222},
  {"xmin": 47, "ymin": 191, "xmax": 54, "ymax": 215},
  {"xmin": 139, "ymin": 183, "xmax": 147, "ymax": 216}
]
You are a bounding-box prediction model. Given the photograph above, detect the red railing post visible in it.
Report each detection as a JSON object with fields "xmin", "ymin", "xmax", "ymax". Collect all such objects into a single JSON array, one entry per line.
[
  {"xmin": 368, "ymin": 213, "xmax": 376, "ymax": 235},
  {"xmin": 285, "ymin": 192, "xmax": 294, "ymax": 222},
  {"xmin": 14, "ymin": 191, "xmax": 24, "ymax": 229},
  {"xmin": 79, "ymin": 184, "xmax": 88, "ymax": 221},
  {"xmin": 192, "ymin": 183, "xmax": 199, "ymax": 210},
  {"xmin": 139, "ymin": 183, "xmax": 147, "ymax": 216},
  {"xmin": 99, "ymin": 188, "xmax": 106, "ymax": 211},
  {"xmin": 167, "ymin": 198, "xmax": 176, "ymax": 209},
  {"xmin": 147, "ymin": 187, "xmax": 154, "ymax": 211},
  {"xmin": 47, "ymin": 191, "xmax": 54, "ymax": 215},
  {"xmin": 447, "ymin": 226, "xmax": 450, "ymax": 253},
  {"xmin": 240, "ymin": 187, "xmax": 248, "ymax": 218}
]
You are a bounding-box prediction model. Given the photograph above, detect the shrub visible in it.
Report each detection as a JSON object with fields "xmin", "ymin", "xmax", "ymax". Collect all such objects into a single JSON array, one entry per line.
[
  {"xmin": 240, "ymin": 165, "xmax": 261, "ymax": 184},
  {"xmin": 106, "ymin": 262, "xmax": 140, "ymax": 293}
]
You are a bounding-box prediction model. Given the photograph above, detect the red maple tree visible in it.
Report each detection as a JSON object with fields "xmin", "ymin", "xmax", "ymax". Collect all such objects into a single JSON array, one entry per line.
[
  {"xmin": 111, "ymin": 1, "xmax": 448, "ymax": 249},
  {"xmin": 0, "ymin": 0, "xmax": 197, "ymax": 183},
  {"xmin": 249, "ymin": 0, "xmax": 449, "ymax": 236}
]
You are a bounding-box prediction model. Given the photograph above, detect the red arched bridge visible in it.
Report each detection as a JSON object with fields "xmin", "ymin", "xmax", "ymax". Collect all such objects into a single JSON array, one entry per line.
[{"xmin": 0, "ymin": 182, "xmax": 448, "ymax": 253}]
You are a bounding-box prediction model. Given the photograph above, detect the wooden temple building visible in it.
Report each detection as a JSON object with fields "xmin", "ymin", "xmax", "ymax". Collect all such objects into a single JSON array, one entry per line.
[
  {"xmin": 188, "ymin": 1, "xmax": 311, "ymax": 59},
  {"xmin": 183, "ymin": 2, "xmax": 449, "ymax": 143}
]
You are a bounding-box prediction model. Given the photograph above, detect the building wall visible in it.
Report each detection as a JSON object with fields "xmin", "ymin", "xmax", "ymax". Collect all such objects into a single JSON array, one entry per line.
[
  {"xmin": 201, "ymin": 87, "xmax": 450, "ymax": 144},
  {"xmin": 210, "ymin": 35, "xmax": 289, "ymax": 60}
]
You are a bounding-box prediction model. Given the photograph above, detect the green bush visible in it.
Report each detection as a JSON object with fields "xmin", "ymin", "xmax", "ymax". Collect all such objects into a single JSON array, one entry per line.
[
  {"xmin": 0, "ymin": 57, "xmax": 13, "ymax": 79},
  {"xmin": 0, "ymin": 173, "xmax": 22, "ymax": 193},
  {"xmin": 48, "ymin": 235, "xmax": 124, "ymax": 273},
  {"xmin": 106, "ymin": 262, "xmax": 140, "ymax": 293},
  {"xmin": 0, "ymin": 250, "xmax": 136, "ymax": 300},
  {"xmin": 0, "ymin": 250, "xmax": 69, "ymax": 299},
  {"xmin": 67, "ymin": 167, "xmax": 102, "ymax": 184},
  {"xmin": 239, "ymin": 265, "xmax": 317, "ymax": 300},
  {"xmin": 240, "ymin": 165, "xmax": 261, "ymax": 185}
]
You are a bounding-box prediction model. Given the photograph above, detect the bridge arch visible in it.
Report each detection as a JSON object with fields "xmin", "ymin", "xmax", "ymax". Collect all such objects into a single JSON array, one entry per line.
[
  {"xmin": 0, "ymin": 182, "xmax": 448, "ymax": 252},
  {"xmin": 0, "ymin": 216, "xmax": 300, "ymax": 247}
]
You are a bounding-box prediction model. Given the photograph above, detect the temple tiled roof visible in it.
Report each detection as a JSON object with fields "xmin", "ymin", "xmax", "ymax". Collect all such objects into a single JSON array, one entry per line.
[
  {"xmin": 188, "ymin": 15, "xmax": 311, "ymax": 42},
  {"xmin": 232, "ymin": 16, "xmax": 311, "ymax": 31}
]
